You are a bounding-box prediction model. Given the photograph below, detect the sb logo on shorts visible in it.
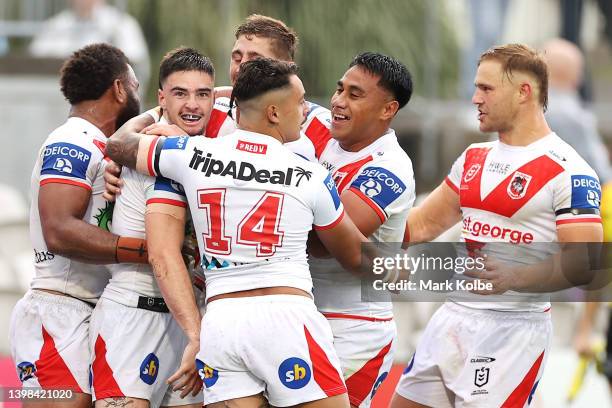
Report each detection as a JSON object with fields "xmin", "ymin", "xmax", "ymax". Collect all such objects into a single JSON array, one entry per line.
[
  {"xmin": 140, "ymin": 353, "xmax": 159, "ymax": 385},
  {"xmin": 278, "ymin": 357, "xmax": 311, "ymax": 389},
  {"xmin": 196, "ymin": 359, "xmax": 219, "ymax": 388}
]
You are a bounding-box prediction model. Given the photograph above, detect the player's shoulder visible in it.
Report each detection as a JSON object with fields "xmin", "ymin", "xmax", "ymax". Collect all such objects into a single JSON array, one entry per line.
[
  {"xmin": 367, "ymin": 131, "xmax": 413, "ymax": 175},
  {"xmin": 303, "ymin": 101, "xmax": 331, "ymax": 130},
  {"xmin": 44, "ymin": 117, "xmax": 106, "ymax": 158},
  {"xmin": 465, "ymin": 140, "xmax": 497, "ymax": 153},
  {"xmin": 212, "ymin": 96, "xmax": 232, "ymax": 113},
  {"xmin": 545, "ymin": 133, "xmax": 596, "ymax": 175}
]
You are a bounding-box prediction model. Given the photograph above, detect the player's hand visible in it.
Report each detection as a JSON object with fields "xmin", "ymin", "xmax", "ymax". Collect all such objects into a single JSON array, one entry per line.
[
  {"xmin": 573, "ymin": 330, "xmax": 595, "ymax": 358},
  {"xmin": 214, "ymin": 86, "xmax": 233, "ymax": 99},
  {"xmin": 103, "ymin": 160, "xmax": 122, "ymax": 201},
  {"xmin": 142, "ymin": 123, "xmax": 188, "ymax": 137},
  {"xmin": 463, "ymin": 254, "xmax": 515, "ymax": 295},
  {"xmin": 168, "ymin": 339, "xmax": 202, "ymax": 398}
]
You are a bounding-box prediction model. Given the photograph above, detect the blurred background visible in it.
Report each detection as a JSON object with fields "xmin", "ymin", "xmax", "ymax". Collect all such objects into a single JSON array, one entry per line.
[{"xmin": 1, "ymin": 0, "xmax": 612, "ymax": 406}]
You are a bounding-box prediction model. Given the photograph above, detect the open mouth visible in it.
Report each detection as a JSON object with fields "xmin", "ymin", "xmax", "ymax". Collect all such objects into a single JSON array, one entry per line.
[
  {"xmin": 181, "ymin": 113, "xmax": 203, "ymax": 124},
  {"xmin": 332, "ymin": 112, "xmax": 350, "ymax": 124}
]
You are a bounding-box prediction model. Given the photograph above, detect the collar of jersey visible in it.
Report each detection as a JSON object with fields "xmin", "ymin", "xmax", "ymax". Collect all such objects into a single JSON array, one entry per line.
[
  {"xmin": 497, "ymin": 132, "xmax": 556, "ymax": 152},
  {"xmin": 232, "ymin": 129, "xmax": 282, "ymax": 146}
]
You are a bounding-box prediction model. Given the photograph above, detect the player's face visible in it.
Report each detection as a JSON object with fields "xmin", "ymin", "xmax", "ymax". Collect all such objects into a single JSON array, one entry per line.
[
  {"xmin": 158, "ymin": 70, "xmax": 214, "ymax": 136},
  {"xmin": 330, "ymin": 65, "xmax": 392, "ymax": 144},
  {"xmin": 230, "ymin": 35, "xmax": 280, "ymax": 85},
  {"xmin": 116, "ymin": 64, "xmax": 141, "ymax": 129},
  {"xmin": 277, "ymin": 75, "xmax": 308, "ymax": 143},
  {"xmin": 472, "ymin": 60, "xmax": 518, "ymax": 134}
]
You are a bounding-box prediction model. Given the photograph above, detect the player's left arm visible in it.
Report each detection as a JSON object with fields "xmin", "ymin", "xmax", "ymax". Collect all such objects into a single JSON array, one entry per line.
[{"xmin": 105, "ymin": 112, "xmax": 157, "ymax": 169}]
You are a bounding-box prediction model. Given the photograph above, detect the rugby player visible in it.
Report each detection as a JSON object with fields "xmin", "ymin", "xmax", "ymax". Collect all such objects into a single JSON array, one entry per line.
[
  {"xmin": 89, "ymin": 47, "xmax": 212, "ymax": 408},
  {"xmin": 392, "ymin": 44, "xmax": 603, "ymax": 407},
  {"xmin": 9, "ymin": 44, "xmax": 142, "ymax": 408},
  {"xmin": 106, "ymin": 58, "xmax": 376, "ymax": 408},
  {"xmin": 302, "ymin": 52, "xmax": 415, "ymax": 407}
]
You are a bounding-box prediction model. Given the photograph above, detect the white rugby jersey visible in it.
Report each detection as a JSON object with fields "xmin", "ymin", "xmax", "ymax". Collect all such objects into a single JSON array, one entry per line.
[
  {"xmin": 145, "ymin": 130, "xmax": 345, "ymax": 300},
  {"xmin": 206, "ymin": 96, "xmax": 316, "ymax": 161},
  {"xmin": 445, "ymin": 133, "xmax": 602, "ymax": 311},
  {"xmin": 29, "ymin": 117, "xmax": 112, "ymax": 303},
  {"xmin": 304, "ymin": 103, "xmax": 416, "ymax": 319}
]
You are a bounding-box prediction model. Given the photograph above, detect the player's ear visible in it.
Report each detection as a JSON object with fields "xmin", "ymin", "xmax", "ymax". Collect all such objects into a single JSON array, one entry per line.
[
  {"xmin": 112, "ymin": 78, "xmax": 127, "ymax": 104},
  {"xmin": 267, "ymin": 105, "xmax": 280, "ymax": 125},
  {"xmin": 519, "ymin": 82, "xmax": 532, "ymax": 104},
  {"xmin": 158, "ymin": 89, "xmax": 166, "ymax": 109},
  {"xmin": 381, "ymin": 100, "xmax": 399, "ymax": 120}
]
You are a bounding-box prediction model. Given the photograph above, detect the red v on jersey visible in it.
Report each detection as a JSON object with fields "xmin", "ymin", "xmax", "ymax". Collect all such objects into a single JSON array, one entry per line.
[
  {"xmin": 334, "ymin": 155, "xmax": 373, "ymax": 193},
  {"xmin": 460, "ymin": 147, "xmax": 564, "ymax": 218}
]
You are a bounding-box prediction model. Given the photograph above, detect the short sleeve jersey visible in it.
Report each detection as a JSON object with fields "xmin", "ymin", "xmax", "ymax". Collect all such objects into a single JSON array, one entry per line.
[
  {"xmin": 303, "ymin": 103, "xmax": 416, "ymax": 318},
  {"xmin": 145, "ymin": 130, "xmax": 344, "ymax": 300},
  {"xmin": 445, "ymin": 133, "xmax": 602, "ymax": 311},
  {"xmin": 29, "ymin": 117, "xmax": 112, "ymax": 303}
]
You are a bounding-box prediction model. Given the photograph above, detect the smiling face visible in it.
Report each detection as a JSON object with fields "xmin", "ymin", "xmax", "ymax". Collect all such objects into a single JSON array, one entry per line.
[
  {"xmin": 230, "ymin": 35, "xmax": 282, "ymax": 85},
  {"xmin": 158, "ymin": 70, "xmax": 214, "ymax": 135},
  {"xmin": 472, "ymin": 60, "xmax": 520, "ymax": 134},
  {"xmin": 330, "ymin": 65, "xmax": 394, "ymax": 148}
]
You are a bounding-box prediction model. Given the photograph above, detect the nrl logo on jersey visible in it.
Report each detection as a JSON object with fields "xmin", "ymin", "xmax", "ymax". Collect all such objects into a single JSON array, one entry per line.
[
  {"xmin": 507, "ymin": 171, "xmax": 532, "ymax": 199},
  {"xmin": 463, "ymin": 164, "xmax": 481, "ymax": 183},
  {"xmin": 189, "ymin": 147, "xmax": 311, "ymax": 186}
]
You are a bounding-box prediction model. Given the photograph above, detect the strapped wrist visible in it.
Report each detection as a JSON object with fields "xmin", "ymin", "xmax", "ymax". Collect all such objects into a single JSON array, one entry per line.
[{"xmin": 116, "ymin": 237, "xmax": 148, "ymax": 264}]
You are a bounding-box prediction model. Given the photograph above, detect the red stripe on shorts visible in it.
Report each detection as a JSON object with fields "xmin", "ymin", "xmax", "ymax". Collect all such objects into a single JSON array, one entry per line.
[
  {"xmin": 92, "ymin": 335, "xmax": 124, "ymax": 399},
  {"xmin": 345, "ymin": 340, "xmax": 393, "ymax": 406},
  {"xmin": 501, "ymin": 350, "xmax": 545, "ymax": 407},
  {"xmin": 304, "ymin": 325, "xmax": 347, "ymax": 396},
  {"xmin": 35, "ymin": 325, "xmax": 82, "ymax": 392}
]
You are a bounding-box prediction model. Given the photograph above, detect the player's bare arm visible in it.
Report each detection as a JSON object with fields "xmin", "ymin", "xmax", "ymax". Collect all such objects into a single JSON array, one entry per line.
[
  {"xmin": 404, "ymin": 181, "xmax": 462, "ymax": 244},
  {"xmin": 145, "ymin": 206, "xmax": 202, "ymax": 397},
  {"xmin": 106, "ymin": 112, "xmax": 156, "ymax": 169},
  {"xmin": 467, "ymin": 223, "xmax": 603, "ymax": 294}
]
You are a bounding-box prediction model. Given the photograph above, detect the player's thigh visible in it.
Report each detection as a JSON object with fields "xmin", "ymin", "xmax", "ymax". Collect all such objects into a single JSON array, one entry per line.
[
  {"xmin": 161, "ymin": 403, "xmax": 203, "ymax": 408},
  {"xmin": 95, "ymin": 397, "xmax": 149, "ymax": 407},
  {"xmin": 293, "ymin": 393, "xmax": 350, "ymax": 408},
  {"xmin": 206, "ymin": 392, "xmax": 270, "ymax": 408},
  {"xmin": 389, "ymin": 393, "xmax": 432, "ymax": 408},
  {"xmin": 21, "ymin": 392, "xmax": 91, "ymax": 408}
]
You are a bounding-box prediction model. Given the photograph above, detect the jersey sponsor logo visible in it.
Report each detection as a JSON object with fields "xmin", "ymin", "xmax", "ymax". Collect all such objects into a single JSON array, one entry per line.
[
  {"xmin": 196, "ymin": 359, "xmax": 219, "ymax": 388},
  {"xmin": 17, "ymin": 361, "xmax": 36, "ymax": 382},
  {"xmin": 41, "ymin": 142, "xmax": 91, "ymax": 180},
  {"xmin": 571, "ymin": 175, "xmax": 601, "ymax": 208},
  {"xmin": 324, "ymin": 173, "xmax": 341, "ymax": 210},
  {"xmin": 139, "ymin": 353, "xmax": 159, "ymax": 385},
  {"xmin": 486, "ymin": 161, "xmax": 511, "ymax": 175},
  {"xmin": 371, "ymin": 371, "xmax": 388, "ymax": 398},
  {"xmin": 163, "ymin": 136, "xmax": 188, "ymax": 150},
  {"xmin": 351, "ymin": 166, "xmax": 406, "ymax": 210},
  {"xmin": 463, "ymin": 216, "xmax": 534, "ymax": 243},
  {"xmin": 278, "ymin": 357, "xmax": 311, "ymax": 389},
  {"xmin": 463, "ymin": 163, "xmax": 482, "ymax": 183},
  {"xmin": 154, "ymin": 177, "xmax": 185, "ymax": 196},
  {"xmin": 189, "ymin": 147, "xmax": 299, "ymax": 186},
  {"xmin": 34, "ymin": 248, "xmax": 55, "ymax": 263},
  {"xmin": 507, "ymin": 171, "xmax": 532, "ymax": 199},
  {"xmin": 236, "ymin": 140, "xmax": 268, "ymax": 154}
]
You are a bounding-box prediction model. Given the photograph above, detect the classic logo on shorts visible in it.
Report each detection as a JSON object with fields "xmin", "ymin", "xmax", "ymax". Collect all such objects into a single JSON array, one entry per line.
[
  {"xmin": 474, "ymin": 367, "xmax": 489, "ymax": 388},
  {"xmin": 507, "ymin": 171, "xmax": 532, "ymax": 199},
  {"xmin": 196, "ymin": 359, "xmax": 219, "ymax": 388},
  {"xmin": 463, "ymin": 164, "xmax": 481, "ymax": 183},
  {"xmin": 371, "ymin": 371, "xmax": 388, "ymax": 398},
  {"xmin": 17, "ymin": 361, "xmax": 36, "ymax": 382},
  {"xmin": 139, "ymin": 353, "xmax": 159, "ymax": 385},
  {"xmin": 278, "ymin": 357, "xmax": 311, "ymax": 389}
]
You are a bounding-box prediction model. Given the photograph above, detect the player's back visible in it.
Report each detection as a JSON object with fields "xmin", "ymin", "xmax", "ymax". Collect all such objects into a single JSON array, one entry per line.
[
  {"xmin": 29, "ymin": 117, "xmax": 111, "ymax": 303},
  {"xmin": 151, "ymin": 130, "xmax": 343, "ymax": 300}
]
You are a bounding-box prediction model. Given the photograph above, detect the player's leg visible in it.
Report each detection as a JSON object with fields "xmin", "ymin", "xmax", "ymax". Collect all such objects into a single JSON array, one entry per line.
[
  {"xmin": 10, "ymin": 291, "xmax": 93, "ymax": 408},
  {"xmin": 206, "ymin": 392, "xmax": 270, "ymax": 408},
  {"xmin": 161, "ymin": 404, "xmax": 203, "ymax": 408},
  {"xmin": 327, "ymin": 318, "xmax": 396, "ymax": 408},
  {"xmin": 90, "ymin": 297, "xmax": 193, "ymax": 407},
  {"xmin": 389, "ymin": 393, "xmax": 433, "ymax": 408}
]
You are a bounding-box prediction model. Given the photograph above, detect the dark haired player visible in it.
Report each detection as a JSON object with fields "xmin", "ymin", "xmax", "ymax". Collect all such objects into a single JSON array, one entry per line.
[
  {"xmin": 107, "ymin": 58, "xmax": 372, "ymax": 408},
  {"xmin": 9, "ymin": 43, "xmax": 141, "ymax": 408},
  {"xmin": 89, "ymin": 47, "xmax": 213, "ymax": 408},
  {"xmin": 303, "ymin": 52, "xmax": 415, "ymax": 407}
]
